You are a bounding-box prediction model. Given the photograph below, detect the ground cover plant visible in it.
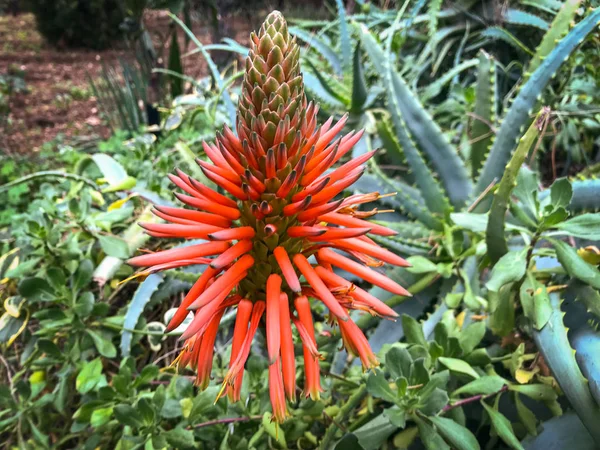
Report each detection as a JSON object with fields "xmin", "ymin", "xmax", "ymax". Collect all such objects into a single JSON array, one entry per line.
[{"xmin": 1, "ymin": 1, "xmax": 600, "ymax": 449}]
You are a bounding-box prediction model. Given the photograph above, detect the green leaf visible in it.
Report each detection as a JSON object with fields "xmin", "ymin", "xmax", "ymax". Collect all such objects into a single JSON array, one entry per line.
[
  {"xmin": 76, "ymin": 358, "xmax": 103, "ymax": 394},
  {"xmin": 90, "ymin": 406, "xmax": 114, "ymax": 428},
  {"xmin": 335, "ymin": 433, "xmax": 365, "ymax": 450},
  {"xmin": 428, "ymin": 415, "xmax": 481, "ymax": 450},
  {"xmin": 486, "ymin": 250, "xmax": 527, "ymax": 293},
  {"xmin": 74, "ymin": 291, "xmax": 95, "ymax": 317},
  {"xmin": 514, "ymin": 393, "xmax": 537, "ymax": 436},
  {"xmin": 526, "ymin": 0, "xmax": 582, "ymax": 73},
  {"xmin": 18, "ymin": 277, "xmax": 54, "ymax": 301},
  {"xmin": 438, "ymin": 357, "xmax": 480, "ymax": 379},
  {"xmin": 509, "ymin": 384, "xmax": 557, "ymax": 402},
  {"xmin": 504, "ymin": 8, "xmax": 549, "ymax": 30},
  {"xmin": 459, "ymin": 322, "xmax": 487, "ymax": 354},
  {"xmin": 453, "ymin": 376, "xmax": 506, "ymax": 396},
  {"xmin": 367, "ymin": 370, "xmax": 397, "ymax": 402},
  {"xmin": 289, "ymin": 27, "xmax": 342, "ymax": 74},
  {"xmin": 549, "ymin": 178, "xmax": 573, "ymax": 210},
  {"xmin": 471, "ymin": 50, "xmax": 496, "ymax": 178},
  {"xmin": 418, "ymin": 388, "xmax": 448, "ymax": 415},
  {"xmin": 385, "ymin": 346, "xmax": 413, "ymax": 380},
  {"xmin": 262, "ymin": 412, "xmax": 287, "ymax": 447},
  {"xmin": 481, "ymin": 402, "xmax": 524, "ymax": 450},
  {"xmin": 86, "ymin": 330, "xmax": 116, "ymax": 358},
  {"xmin": 406, "ymin": 256, "xmax": 438, "ymax": 274},
  {"xmin": 121, "ymin": 274, "xmax": 164, "ymax": 357},
  {"xmin": 74, "ymin": 259, "xmax": 94, "ymax": 291},
  {"xmin": 414, "ymin": 415, "xmax": 450, "ymax": 450},
  {"xmin": 384, "ymin": 406, "xmax": 406, "ymax": 428},
  {"xmin": 350, "ymin": 43, "xmax": 368, "ymax": 113},
  {"xmin": 335, "ymin": 0, "xmax": 351, "ymax": 70},
  {"xmin": 114, "ymin": 404, "xmax": 143, "ymax": 428},
  {"xmin": 486, "ymin": 109, "xmax": 546, "ymax": 263},
  {"xmin": 168, "ymin": 30, "xmax": 184, "ymax": 98},
  {"xmin": 476, "ymin": 8, "xmax": 600, "ymax": 195},
  {"xmin": 358, "ymin": 23, "xmax": 471, "ymax": 207},
  {"xmin": 98, "ymin": 234, "xmax": 130, "ymax": 259},
  {"xmin": 533, "ymin": 293, "xmax": 600, "ymax": 443},
  {"xmin": 551, "ymin": 239, "xmax": 600, "ymax": 289},
  {"xmin": 401, "ymin": 314, "xmax": 427, "ymax": 348},
  {"xmin": 556, "ymin": 213, "xmax": 600, "ymax": 240}
]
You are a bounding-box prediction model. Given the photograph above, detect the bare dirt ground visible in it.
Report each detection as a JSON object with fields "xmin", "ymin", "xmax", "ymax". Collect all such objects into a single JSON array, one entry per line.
[{"xmin": 0, "ymin": 10, "xmax": 252, "ymax": 155}]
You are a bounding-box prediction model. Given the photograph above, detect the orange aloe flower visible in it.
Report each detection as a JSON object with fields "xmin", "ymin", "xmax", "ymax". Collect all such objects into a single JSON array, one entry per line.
[{"xmin": 128, "ymin": 10, "xmax": 411, "ymax": 423}]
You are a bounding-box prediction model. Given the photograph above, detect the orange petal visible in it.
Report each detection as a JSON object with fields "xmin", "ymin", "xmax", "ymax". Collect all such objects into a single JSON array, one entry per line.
[
  {"xmin": 139, "ymin": 223, "xmax": 223, "ymax": 239},
  {"xmin": 208, "ymin": 227, "xmax": 255, "ymax": 241},
  {"xmin": 200, "ymin": 165, "xmax": 247, "ymax": 200},
  {"xmin": 167, "ymin": 266, "xmax": 218, "ymax": 332},
  {"xmin": 286, "ymin": 226, "xmax": 326, "ymax": 238},
  {"xmin": 313, "ymin": 149, "xmax": 375, "ymax": 187},
  {"xmin": 276, "ymin": 169, "xmax": 298, "ymax": 198},
  {"xmin": 228, "ymin": 298, "xmax": 253, "ymax": 402},
  {"xmin": 283, "ymin": 195, "xmax": 312, "ymax": 216},
  {"xmin": 269, "ymin": 358, "xmax": 289, "ymax": 423},
  {"xmin": 292, "ymin": 254, "xmax": 349, "ymax": 321},
  {"xmin": 297, "ymin": 199, "xmax": 344, "ymax": 223},
  {"xmin": 317, "ymin": 248, "xmax": 410, "ymax": 296},
  {"xmin": 319, "ymin": 212, "xmax": 397, "ymax": 237},
  {"xmin": 188, "ymin": 254, "xmax": 254, "ymax": 309},
  {"xmin": 210, "ymin": 240, "xmax": 253, "ymax": 270},
  {"xmin": 294, "ymin": 295, "xmax": 322, "ymax": 400},
  {"xmin": 330, "ymin": 237, "xmax": 410, "ymax": 267},
  {"xmin": 196, "ymin": 159, "xmax": 241, "ymax": 185},
  {"xmin": 174, "ymin": 192, "xmax": 241, "ymax": 220},
  {"xmin": 273, "ymin": 246, "xmax": 302, "ymax": 293},
  {"xmin": 279, "ymin": 293, "xmax": 296, "ymax": 401},
  {"xmin": 195, "ymin": 308, "xmax": 225, "ymax": 389},
  {"xmin": 266, "ymin": 274, "xmax": 282, "ymax": 364},
  {"xmin": 307, "ymin": 227, "xmax": 371, "ymax": 241},
  {"xmin": 128, "ymin": 241, "xmax": 230, "ymax": 267},
  {"xmin": 338, "ymin": 318, "xmax": 379, "ymax": 370}
]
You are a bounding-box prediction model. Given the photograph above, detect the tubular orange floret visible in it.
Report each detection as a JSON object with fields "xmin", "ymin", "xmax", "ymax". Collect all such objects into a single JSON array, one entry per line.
[
  {"xmin": 210, "ymin": 240, "xmax": 253, "ymax": 269},
  {"xmin": 294, "ymin": 295, "xmax": 322, "ymax": 400},
  {"xmin": 273, "ymin": 247, "xmax": 302, "ymax": 293},
  {"xmin": 139, "ymin": 223, "xmax": 224, "ymax": 239},
  {"xmin": 297, "ymin": 199, "xmax": 344, "ymax": 222},
  {"xmin": 338, "ymin": 318, "xmax": 379, "ymax": 370},
  {"xmin": 188, "ymin": 254, "xmax": 254, "ymax": 309},
  {"xmin": 208, "ymin": 227, "xmax": 256, "ymax": 241},
  {"xmin": 279, "ymin": 293, "xmax": 296, "ymax": 401},
  {"xmin": 174, "ymin": 193, "xmax": 241, "ymax": 220},
  {"xmin": 307, "ymin": 227, "xmax": 372, "ymax": 241},
  {"xmin": 292, "ymin": 253, "xmax": 349, "ymax": 321},
  {"xmin": 318, "ymin": 248, "xmax": 411, "ymax": 296},
  {"xmin": 269, "ymin": 358, "xmax": 289, "ymax": 423},
  {"xmin": 128, "ymin": 241, "xmax": 230, "ymax": 267},
  {"xmin": 200, "ymin": 166, "xmax": 248, "ymax": 200},
  {"xmin": 318, "ymin": 212, "xmax": 397, "ymax": 237},
  {"xmin": 331, "ymin": 237, "xmax": 411, "ymax": 267},
  {"xmin": 266, "ymin": 274, "xmax": 282, "ymax": 364},
  {"xmin": 166, "ymin": 266, "xmax": 219, "ymax": 332},
  {"xmin": 196, "ymin": 159, "xmax": 242, "ymax": 185},
  {"xmin": 195, "ymin": 308, "xmax": 225, "ymax": 389},
  {"xmin": 228, "ymin": 299, "xmax": 253, "ymax": 402},
  {"xmin": 314, "ymin": 266, "xmax": 398, "ymax": 318},
  {"xmin": 153, "ymin": 205, "xmax": 232, "ymax": 228},
  {"xmin": 287, "ymin": 226, "xmax": 326, "ymax": 238}
]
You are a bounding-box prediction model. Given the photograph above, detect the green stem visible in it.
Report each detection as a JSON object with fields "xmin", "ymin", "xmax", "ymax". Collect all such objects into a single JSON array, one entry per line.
[
  {"xmin": 0, "ymin": 170, "xmax": 98, "ymax": 193},
  {"xmin": 319, "ymin": 385, "xmax": 368, "ymax": 450},
  {"xmin": 99, "ymin": 322, "xmax": 171, "ymax": 336}
]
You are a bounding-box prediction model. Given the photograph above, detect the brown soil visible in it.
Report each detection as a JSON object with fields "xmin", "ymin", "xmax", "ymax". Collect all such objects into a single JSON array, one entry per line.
[{"xmin": 0, "ymin": 10, "xmax": 253, "ymax": 156}]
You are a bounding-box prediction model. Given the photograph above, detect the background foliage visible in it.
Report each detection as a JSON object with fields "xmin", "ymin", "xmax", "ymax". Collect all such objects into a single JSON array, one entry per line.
[{"xmin": 1, "ymin": 1, "xmax": 600, "ymax": 449}]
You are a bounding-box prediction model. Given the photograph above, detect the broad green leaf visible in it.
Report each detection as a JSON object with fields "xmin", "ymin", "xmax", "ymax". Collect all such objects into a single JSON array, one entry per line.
[
  {"xmin": 367, "ymin": 370, "xmax": 397, "ymax": 403},
  {"xmin": 556, "ymin": 213, "xmax": 600, "ymax": 240},
  {"xmin": 551, "ymin": 239, "xmax": 600, "ymax": 289},
  {"xmin": 76, "ymin": 358, "xmax": 103, "ymax": 394},
  {"xmin": 428, "ymin": 415, "xmax": 481, "ymax": 450},
  {"xmin": 453, "ymin": 376, "xmax": 506, "ymax": 397},
  {"xmin": 262, "ymin": 412, "xmax": 287, "ymax": 447},
  {"xmin": 86, "ymin": 330, "xmax": 116, "ymax": 358},
  {"xmin": 509, "ymin": 384, "xmax": 557, "ymax": 402},
  {"xmin": 438, "ymin": 357, "xmax": 480, "ymax": 379},
  {"xmin": 402, "ymin": 314, "xmax": 427, "ymax": 348},
  {"xmin": 384, "ymin": 406, "xmax": 406, "ymax": 428},
  {"xmin": 481, "ymin": 402, "xmax": 524, "ymax": 450},
  {"xmin": 406, "ymin": 256, "xmax": 438, "ymax": 274},
  {"xmin": 418, "ymin": 388, "xmax": 448, "ymax": 415},
  {"xmin": 385, "ymin": 346, "xmax": 413, "ymax": 380},
  {"xmin": 549, "ymin": 178, "xmax": 573, "ymax": 210},
  {"xmin": 98, "ymin": 235, "xmax": 130, "ymax": 259},
  {"xmin": 486, "ymin": 250, "xmax": 527, "ymax": 293},
  {"xmin": 164, "ymin": 427, "xmax": 195, "ymax": 449},
  {"xmin": 414, "ymin": 415, "xmax": 450, "ymax": 450},
  {"xmin": 90, "ymin": 406, "xmax": 114, "ymax": 428},
  {"xmin": 459, "ymin": 322, "xmax": 486, "ymax": 354},
  {"xmin": 514, "ymin": 394, "xmax": 537, "ymax": 436}
]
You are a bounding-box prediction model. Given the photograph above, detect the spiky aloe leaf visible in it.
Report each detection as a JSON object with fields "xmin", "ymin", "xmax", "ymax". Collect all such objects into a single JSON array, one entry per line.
[
  {"xmin": 519, "ymin": 0, "xmax": 563, "ymax": 14},
  {"xmin": 387, "ymin": 71, "xmax": 452, "ymax": 217},
  {"xmin": 475, "ymin": 8, "xmax": 600, "ymax": 196},
  {"xmin": 428, "ymin": 0, "xmax": 443, "ymax": 37},
  {"xmin": 471, "ymin": 51, "xmax": 497, "ymax": 178},
  {"xmin": 350, "ymin": 43, "xmax": 368, "ymax": 114},
  {"xmin": 504, "ymin": 8, "xmax": 550, "ymax": 30},
  {"xmin": 335, "ymin": 0, "xmax": 351, "ymax": 71},
  {"xmin": 358, "ymin": 24, "xmax": 472, "ymax": 207},
  {"xmin": 526, "ymin": 0, "xmax": 582, "ymax": 74},
  {"xmin": 305, "ymin": 58, "xmax": 349, "ymax": 104},
  {"xmin": 368, "ymin": 161, "xmax": 443, "ymax": 231},
  {"xmin": 303, "ymin": 72, "xmax": 347, "ymax": 110},
  {"xmin": 480, "ymin": 27, "xmax": 534, "ymax": 55},
  {"xmin": 533, "ymin": 293, "xmax": 600, "ymax": 444},
  {"xmin": 420, "ymin": 58, "xmax": 479, "ymax": 102},
  {"xmin": 169, "ymin": 13, "xmax": 236, "ymax": 126},
  {"xmin": 572, "ymin": 328, "xmax": 600, "ymax": 406},
  {"xmin": 486, "ymin": 109, "xmax": 545, "ymax": 263},
  {"xmin": 289, "ymin": 26, "xmax": 342, "ymax": 74}
]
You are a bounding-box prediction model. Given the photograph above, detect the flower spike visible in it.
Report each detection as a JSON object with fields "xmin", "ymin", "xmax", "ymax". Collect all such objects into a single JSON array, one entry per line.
[{"xmin": 127, "ymin": 10, "xmax": 413, "ymax": 424}]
